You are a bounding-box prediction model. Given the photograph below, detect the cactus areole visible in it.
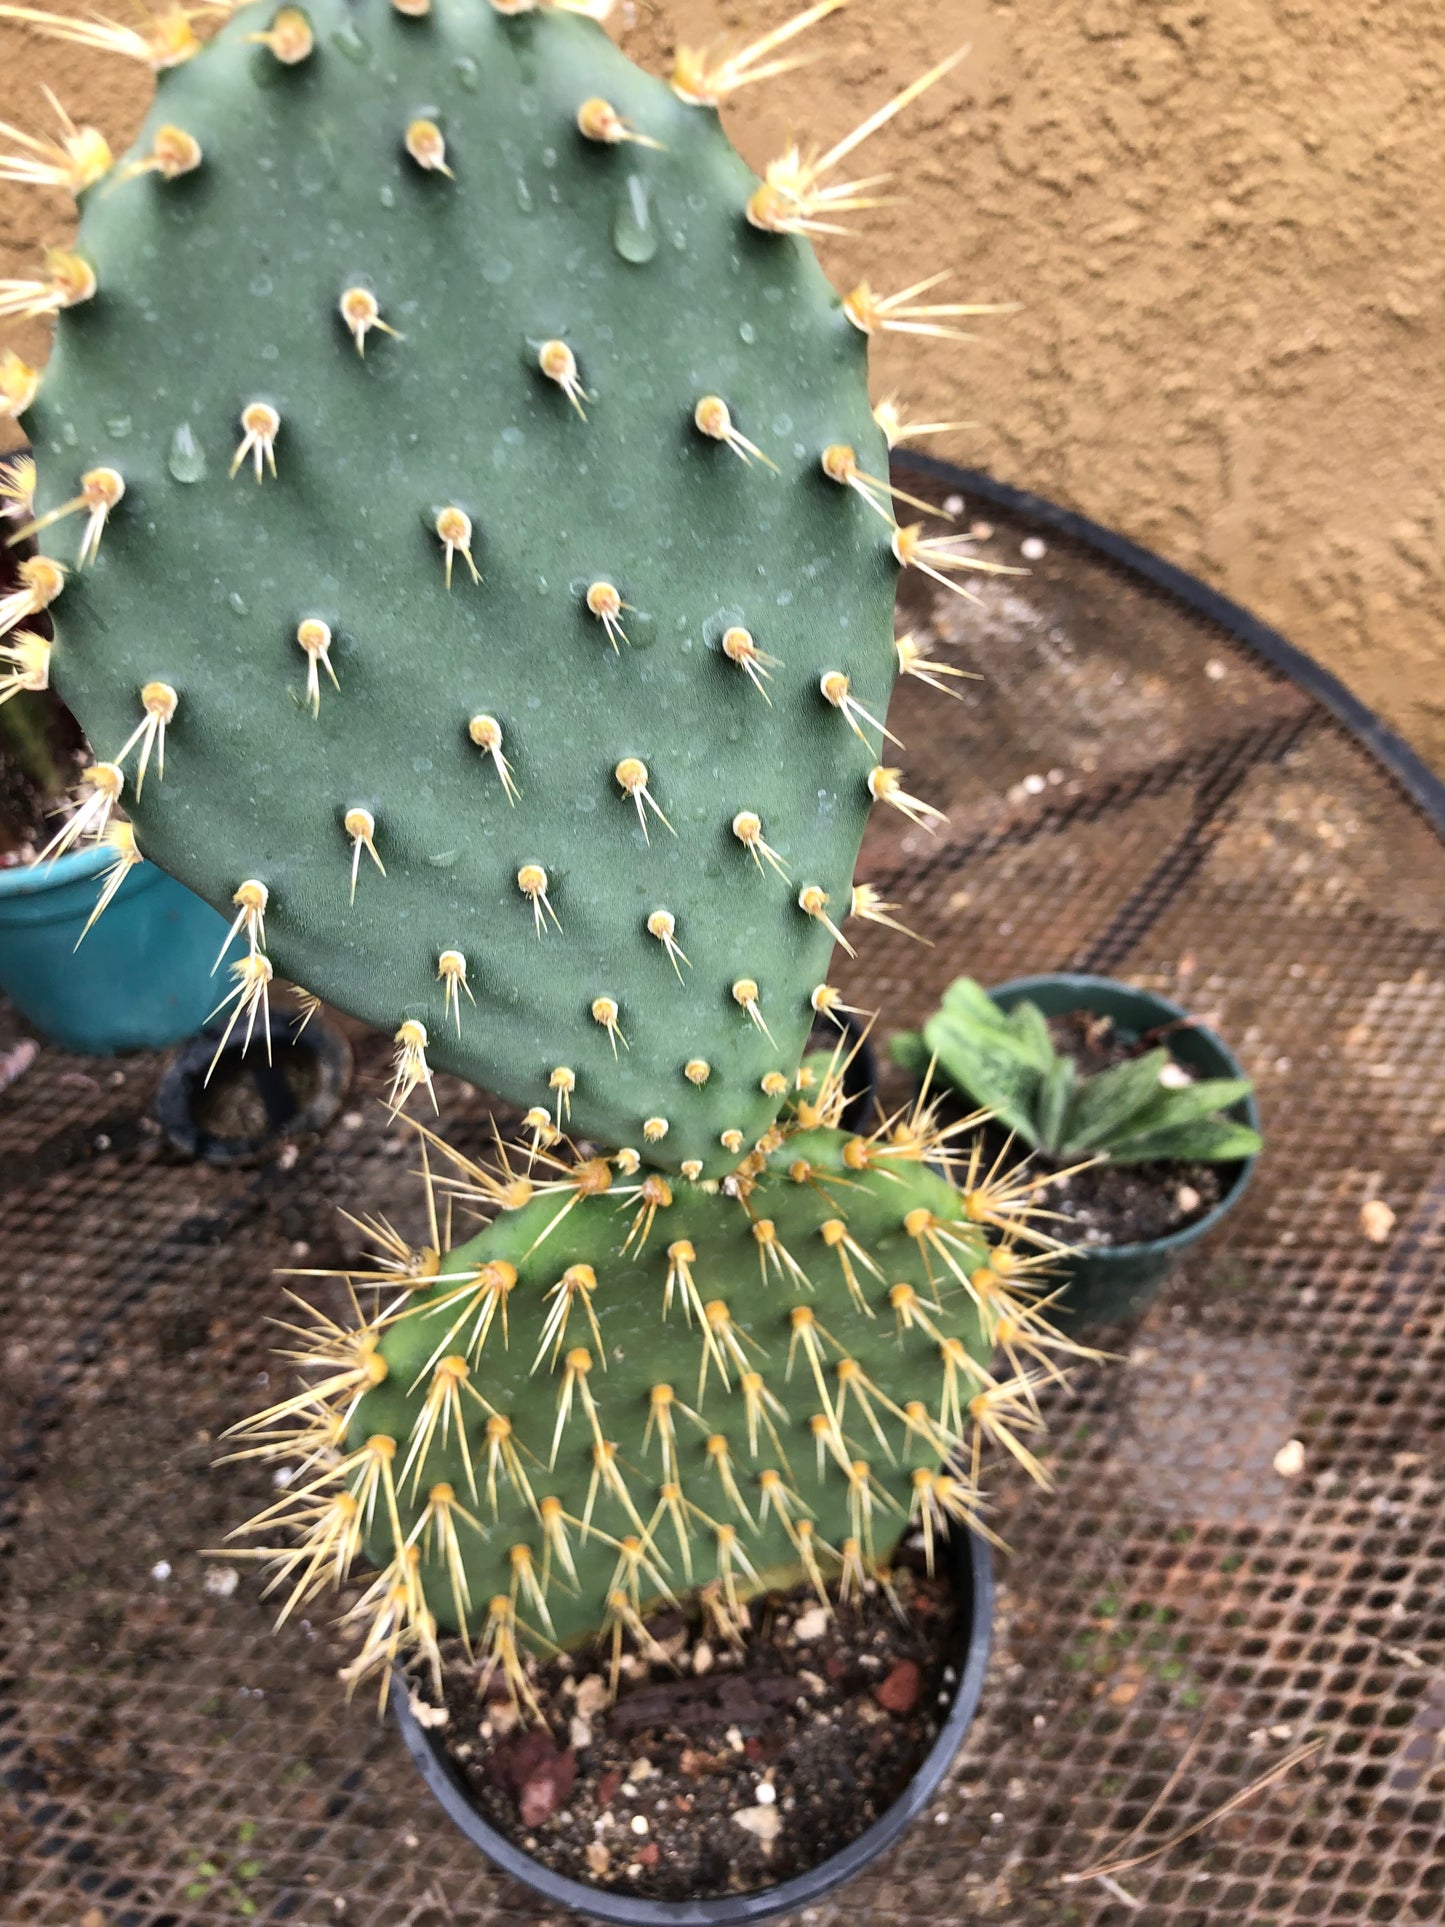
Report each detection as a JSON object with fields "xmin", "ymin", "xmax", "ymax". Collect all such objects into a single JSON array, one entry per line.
[{"xmin": 3, "ymin": 0, "xmax": 1067, "ymax": 1717}]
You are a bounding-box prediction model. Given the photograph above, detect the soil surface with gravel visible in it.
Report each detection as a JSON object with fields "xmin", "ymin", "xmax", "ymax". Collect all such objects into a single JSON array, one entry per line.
[{"xmin": 411, "ymin": 1557, "xmax": 961, "ymax": 1901}]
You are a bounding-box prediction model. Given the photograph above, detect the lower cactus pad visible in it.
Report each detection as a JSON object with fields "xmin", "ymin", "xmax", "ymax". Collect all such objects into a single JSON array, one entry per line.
[{"xmin": 228, "ymin": 1095, "xmax": 1074, "ymax": 1707}]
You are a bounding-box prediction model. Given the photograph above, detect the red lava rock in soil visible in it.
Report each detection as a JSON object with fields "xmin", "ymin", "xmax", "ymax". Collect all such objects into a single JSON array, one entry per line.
[
  {"xmin": 873, "ymin": 1660, "xmax": 923, "ymax": 1715},
  {"xmin": 596, "ymin": 1767, "xmax": 623, "ymax": 1807},
  {"xmin": 637, "ymin": 1842, "xmax": 660, "ymax": 1867},
  {"xmin": 495, "ymin": 1730, "xmax": 577, "ymax": 1827}
]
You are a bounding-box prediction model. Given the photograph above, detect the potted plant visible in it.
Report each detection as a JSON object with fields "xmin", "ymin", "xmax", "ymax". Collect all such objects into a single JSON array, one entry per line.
[
  {"xmin": 3, "ymin": 0, "xmax": 1071, "ymax": 1910},
  {"xmin": 892, "ymin": 974, "xmax": 1263, "ymax": 1327},
  {"xmin": 0, "ymin": 481, "xmax": 238, "ymax": 1051}
]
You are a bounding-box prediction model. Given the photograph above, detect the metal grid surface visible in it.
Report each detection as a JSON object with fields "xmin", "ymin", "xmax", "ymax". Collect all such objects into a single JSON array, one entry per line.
[{"xmin": 3, "ymin": 468, "xmax": 1444, "ymax": 1927}]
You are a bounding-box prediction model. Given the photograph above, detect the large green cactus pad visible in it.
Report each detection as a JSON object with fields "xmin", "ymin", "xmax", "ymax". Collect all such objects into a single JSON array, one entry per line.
[
  {"xmin": 331, "ymin": 1126, "xmax": 995, "ymax": 1658},
  {"xmin": 25, "ymin": 0, "xmax": 898, "ymax": 1170}
]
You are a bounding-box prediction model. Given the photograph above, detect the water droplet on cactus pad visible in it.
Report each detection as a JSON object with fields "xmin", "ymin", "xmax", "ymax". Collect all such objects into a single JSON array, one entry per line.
[
  {"xmin": 167, "ymin": 423, "xmax": 206, "ymax": 484},
  {"xmin": 612, "ymin": 175, "xmax": 658, "ymax": 264},
  {"xmin": 331, "ymin": 22, "xmax": 370, "ymax": 62},
  {"xmin": 453, "ymin": 56, "xmax": 479, "ymax": 91}
]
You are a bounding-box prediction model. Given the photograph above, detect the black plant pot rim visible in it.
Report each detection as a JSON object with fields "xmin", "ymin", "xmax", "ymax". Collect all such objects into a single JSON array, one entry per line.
[
  {"xmin": 952, "ymin": 972, "xmax": 1261, "ymax": 1262},
  {"xmin": 391, "ymin": 1527, "xmax": 994, "ymax": 1926},
  {"xmin": 155, "ymin": 1007, "xmax": 352, "ymax": 1164}
]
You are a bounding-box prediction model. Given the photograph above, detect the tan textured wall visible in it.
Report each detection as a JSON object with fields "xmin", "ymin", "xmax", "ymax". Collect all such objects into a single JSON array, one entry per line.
[{"xmin": 3, "ymin": 1, "xmax": 1442, "ymax": 770}]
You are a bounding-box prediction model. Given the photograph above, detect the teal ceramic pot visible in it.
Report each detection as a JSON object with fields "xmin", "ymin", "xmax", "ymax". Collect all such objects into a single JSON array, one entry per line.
[
  {"xmin": 0, "ymin": 847, "xmax": 235, "ymax": 1054},
  {"xmin": 981, "ymin": 975, "xmax": 1260, "ymax": 1328}
]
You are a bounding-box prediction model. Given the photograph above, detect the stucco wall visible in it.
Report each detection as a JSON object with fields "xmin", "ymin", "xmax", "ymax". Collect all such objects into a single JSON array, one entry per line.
[{"xmin": 3, "ymin": 0, "xmax": 1441, "ymax": 770}]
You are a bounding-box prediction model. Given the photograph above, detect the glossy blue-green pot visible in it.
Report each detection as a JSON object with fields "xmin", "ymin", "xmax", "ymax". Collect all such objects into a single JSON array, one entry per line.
[{"xmin": 0, "ymin": 846, "xmax": 235, "ymax": 1054}]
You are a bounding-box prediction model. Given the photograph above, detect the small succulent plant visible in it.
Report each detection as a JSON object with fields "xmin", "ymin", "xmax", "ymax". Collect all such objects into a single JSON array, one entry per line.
[
  {"xmin": 1, "ymin": 0, "xmax": 1066, "ymax": 1715},
  {"xmin": 892, "ymin": 977, "xmax": 1263, "ymax": 1167}
]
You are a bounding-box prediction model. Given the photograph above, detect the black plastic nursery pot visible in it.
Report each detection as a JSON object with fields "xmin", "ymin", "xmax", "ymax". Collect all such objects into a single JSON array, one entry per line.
[
  {"xmin": 392, "ymin": 1526, "xmax": 993, "ymax": 1924},
  {"xmin": 983, "ymin": 974, "xmax": 1260, "ymax": 1327},
  {"xmin": 154, "ymin": 1007, "xmax": 353, "ymax": 1163}
]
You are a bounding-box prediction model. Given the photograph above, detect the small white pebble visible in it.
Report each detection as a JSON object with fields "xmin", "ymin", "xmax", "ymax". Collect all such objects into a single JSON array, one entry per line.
[
  {"xmin": 1204, "ymin": 658, "xmax": 1227, "ymax": 681},
  {"xmin": 692, "ymin": 1639, "xmax": 715, "ymax": 1676},
  {"xmin": 756, "ymin": 1782, "xmax": 776, "ymax": 1806},
  {"xmin": 969, "ymin": 519, "xmax": 993, "ymax": 541},
  {"xmin": 1021, "ymin": 772, "xmax": 1046, "ymax": 795},
  {"xmin": 630, "ymin": 1815, "xmax": 649, "ymax": 1837},
  {"xmin": 934, "ymin": 1809, "xmax": 949, "ymax": 1825},
  {"xmin": 1177, "ymin": 1184, "xmax": 1202, "ymax": 1214},
  {"xmin": 943, "ymin": 493, "xmax": 965, "ymax": 515},
  {"xmin": 726, "ymin": 1725, "xmax": 745, "ymax": 1752},
  {"xmin": 1274, "ymin": 1438, "xmax": 1306, "ymax": 1478},
  {"xmin": 574, "ymin": 1674, "xmax": 609, "ymax": 1720},
  {"xmin": 289, "ymin": 1239, "xmax": 310, "ymax": 1260},
  {"xmin": 151, "ymin": 1560, "xmax": 172, "ymax": 1582},
  {"xmin": 621, "ymin": 1783, "xmax": 637, "ymax": 1800},
  {"xmin": 407, "ymin": 1692, "xmax": 448, "ymax": 1731},
  {"xmin": 204, "ymin": 1565, "xmax": 238, "ymax": 1598},
  {"xmin": 403, "ymin": 1833, "xmax": 419, "ymax": 1850},
  {"xmin": 272, "ymin": 1465, "xmax": 294, "ymax": 1489},
  {"xmin": 1020, "ymin": 536, "xmax": 1046, "ymax": 560},
  {"xmin": 569, "ymin": 1716, "xmax": 592, "ymax": 1750},
  {"xmin": 629, "ymin": 1758, "xmax": 654, "ymax": 1781},
  {"xmin": 792, "ymin": 1605, "xmax": 829, "ymax": 1642},
  {"xmin": 341, "ymin": 1109, "xmax": 364, "ymax": 1130},
  {"xmin": 733, "ymin": 1805, "xmax": 782, "ymax": 1847},
  {"xmin": 1158, "ymin": 1061, "xmax": 1192, "ymax": 1089},
  {"xmin": 1360, "ymin": 1199, "xmax": 1395, "ymax": 1243}
]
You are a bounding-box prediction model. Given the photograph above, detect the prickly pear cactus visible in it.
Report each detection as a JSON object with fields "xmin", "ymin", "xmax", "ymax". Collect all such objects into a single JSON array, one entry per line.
[
  {"xmin": 2, "ymin": 0, "xmax": 1066, "ymax": 1710},
  {"xmin": 1, "ymin": 0, "xmax": 937, "ymax": 1172}
]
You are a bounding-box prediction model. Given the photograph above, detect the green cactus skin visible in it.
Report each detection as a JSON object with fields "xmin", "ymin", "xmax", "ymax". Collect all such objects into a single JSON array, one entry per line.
[
  {"xmin": 235, "ymin": 1121, "xmax": 1019, "ymax": 1686},
  {"xmin": 20, "ymin": 0, "xmax": 901, "ymax": 1172}
]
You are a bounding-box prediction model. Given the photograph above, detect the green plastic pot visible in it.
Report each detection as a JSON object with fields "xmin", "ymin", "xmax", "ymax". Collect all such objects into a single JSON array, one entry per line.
[
  {"xmin": 976, "ymin": 975, "xmax": 1259, "ymax": 1327},
  {"xmin": 0, "ymin": 846, "xmax": 236, "ymax": 1055}
]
